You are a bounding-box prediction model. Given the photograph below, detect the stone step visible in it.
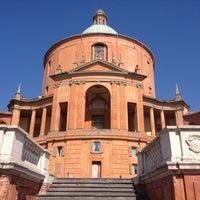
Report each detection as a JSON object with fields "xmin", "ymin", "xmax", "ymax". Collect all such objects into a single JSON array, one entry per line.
[
  {"xmin": 51, "ymin": 183, "xmax": 133, "ymax": 188},
  {"xmin": 37, "ymin": 197, "xmax": 135, "ymax": 200},
  {"xmin": 39, "ymin": 192, "xmax": 136, "ymax": 197},
  {"xmin": 53, "ymin": 178, "xmax": 133, "ymax": 183},
  {"xmin": 36, "ymin": 178, "xmax": 137, "ymax": 200},
  {"xmin": 48, "ymin": 187, "xmax": 134, "ymax": 192}
]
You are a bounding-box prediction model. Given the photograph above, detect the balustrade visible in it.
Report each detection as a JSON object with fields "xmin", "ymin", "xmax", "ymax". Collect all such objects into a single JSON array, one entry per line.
[
  {"xmin": 0, "ymin": 125, "xmax": 50, "ymax": 180},
  {"xmin": 137, "ymin": 125, "xmax": 200, "ymax": 177}
]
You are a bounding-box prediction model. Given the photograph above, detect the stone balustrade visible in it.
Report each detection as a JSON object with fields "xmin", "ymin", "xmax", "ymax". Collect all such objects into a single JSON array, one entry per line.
[
  {"xmin": 0, "ymin": 125, "xmax": 50, "ymax": 180},
  {"xmin": 137, "ymin": 125, "xmax": 200, "ymax": 177}
]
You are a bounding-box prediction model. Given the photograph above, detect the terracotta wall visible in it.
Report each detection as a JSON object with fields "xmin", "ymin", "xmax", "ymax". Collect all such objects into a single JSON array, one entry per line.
[
  {"xmin": 144, "ymin": 174, "xmax": 200, "ymax": 200},
  {"xmin": 0, "ymin": 113, "xmax": 11, "ymax": 125},
  {"xmin": 43, "ymin": 34, "xmax": 155, "ymax": 98},
  {"xmin": 0, "ymin": 174, "xmax": 42, "ymax": 200},
  {"xmin": 40, "ymin": 131, "xmax": 148, "ymax": 178}
]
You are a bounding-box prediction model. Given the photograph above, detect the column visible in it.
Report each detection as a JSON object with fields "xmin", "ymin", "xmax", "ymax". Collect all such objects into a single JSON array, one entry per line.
[
  {"xmin": 29, "ymin": 110, "xmax": 36, "ymax": 137},
  {"xmin": 150, "ymin": 107, "xmax": 155, "ymax": 136},
  {"xmin": 40, "ymin": 107, "xmax": 47, "ymax": 136},
  {"xmin": 11, "ymin": 108, "xmax": 21, "ymax": 126},
  {"xmin": 160, "ymin": 110, "xmax": 166, "ymax": 129}
]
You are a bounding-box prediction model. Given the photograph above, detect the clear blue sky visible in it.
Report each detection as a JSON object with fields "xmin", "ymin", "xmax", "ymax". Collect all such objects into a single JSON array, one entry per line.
[{"xmin": 0, "ymin": 0, "xmax": 199, "ymax": 111}]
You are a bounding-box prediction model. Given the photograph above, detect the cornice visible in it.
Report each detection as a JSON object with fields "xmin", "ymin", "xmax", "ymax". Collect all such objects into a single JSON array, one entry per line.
[
  {"xmin": 143, "ymin": 95, "xmax": 190, "ymax": 109},
  {"xmin": 52, "ymin": 78, "xmax": 143, "ymax": 88}
]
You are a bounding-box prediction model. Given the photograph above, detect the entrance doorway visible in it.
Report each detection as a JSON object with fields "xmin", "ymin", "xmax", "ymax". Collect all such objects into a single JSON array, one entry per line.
[{"xmin": 92, "ymin": 161, "xmax": 101, "ymax": 178}]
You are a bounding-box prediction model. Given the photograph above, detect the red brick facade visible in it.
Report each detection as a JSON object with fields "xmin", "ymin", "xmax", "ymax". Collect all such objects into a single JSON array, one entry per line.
[{"xmin": 0, "ymin": 9, "xmax": 197, "ymax": 181}]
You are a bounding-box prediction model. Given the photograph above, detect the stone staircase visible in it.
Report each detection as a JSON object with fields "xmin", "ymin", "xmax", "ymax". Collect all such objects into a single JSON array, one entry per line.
[{"xmin": 36, "ymin": 178, "xmax": 137, "ymax": 200}]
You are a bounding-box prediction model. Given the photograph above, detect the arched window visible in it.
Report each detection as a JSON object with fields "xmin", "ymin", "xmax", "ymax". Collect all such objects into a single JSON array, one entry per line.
[
  {"xmin": 92, "ymin": 43, "xmax": 107, "ymax": 61},
  {"xmin": 85, "ymin": 85, "xmax": 110, "ymax": 129}
]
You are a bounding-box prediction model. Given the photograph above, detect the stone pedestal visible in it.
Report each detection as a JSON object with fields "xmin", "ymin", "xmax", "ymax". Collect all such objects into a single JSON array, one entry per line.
[
  {"xmin": 0, "ymin": 125, "xmax": 50, "ymax": 200},
  {"xmin": 135, "ymin": 126, "xmax": 200, "ymax": 200}
]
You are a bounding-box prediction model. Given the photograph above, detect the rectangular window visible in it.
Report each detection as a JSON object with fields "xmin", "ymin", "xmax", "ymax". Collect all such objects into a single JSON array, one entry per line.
[
  {"xmin": 57, "ymin": 146, "xmax": 63, "ymax": 157},
  {"xmin": 131, "ymin": 147, "xmax": 137, "ymax": 157},
  {"xmin": 127, "ymin": 102, "xmax": 137, "ymax": 132},
  {"xmin": 59, "ymin": 102, "xmax": 68, "ymax": 131},
  {"xmin": 132, "ymin": 164, "xmax": 137, "ymax": 174},
  {"xmin": 48, "ymin": 60, "xmax": 51, "ymax": 76},
  {"xmin": 93, "ymin": 142, "xmax": 100, "ymax": 153}
]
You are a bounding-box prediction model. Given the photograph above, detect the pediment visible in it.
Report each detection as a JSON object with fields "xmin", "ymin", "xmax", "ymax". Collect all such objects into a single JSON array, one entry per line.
[
  {"xmin": 50, "ymin": 59, "xmax": 147, "ymax": 82},
  {"xmin": 68, "ymin": 59, "xmax": 128, "ymax": 75}
]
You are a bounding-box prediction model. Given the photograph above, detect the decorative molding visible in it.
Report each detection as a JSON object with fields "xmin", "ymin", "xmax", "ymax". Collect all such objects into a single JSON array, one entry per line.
[
  {"xmin": 136, "ymin": 83, "xmax": 143, "ymax": 88},
  {"xmin": 186, "ymin": 135, "xmax": 200, "ymax": 153},
  {"xmin": 80, "ymin": 52, "xmax": 85, "ymax": 65},
  {"xmin": 53, "ymin": 81, "xmax": 61, "ymax": 88},
  {"xmin": 135, "ymin": 65, "xmax": 140, "ymax": 73},
  {"xmin": 118, "ymin": 53, "xmax": 123, "ymax": 67},
  {"xmin": 54, "ymin": 78, "xmax": 142, "ymax": 88},
  {"xmin": 73, "ymin": 52, "xmax": 78, "ymax": 68},
  {"xmin": 69, "ymin": 80, "xmax": 86, "ymax": 86},
  {"xmin": 56, "ymin": 65, "xmax": 62, "ymax": 74},
  {"xmin": 110, "ymin": 80, "xmax": 127, "ymax": 86},
  {"xmin": 112, "ymin": 53, "xmax": 116, "ymax": 65}
]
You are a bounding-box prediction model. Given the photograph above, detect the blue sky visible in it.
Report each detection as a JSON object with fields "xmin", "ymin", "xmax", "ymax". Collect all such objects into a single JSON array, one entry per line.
[{"xmin": 0, "ymin": 0, "xmax": 199, "ymax": 111}]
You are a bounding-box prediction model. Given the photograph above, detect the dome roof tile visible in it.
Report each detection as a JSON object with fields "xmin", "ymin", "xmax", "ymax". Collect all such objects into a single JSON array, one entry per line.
[{"xmin": 82, "ymin": 24, "xmax": 117, "ymax": 34}]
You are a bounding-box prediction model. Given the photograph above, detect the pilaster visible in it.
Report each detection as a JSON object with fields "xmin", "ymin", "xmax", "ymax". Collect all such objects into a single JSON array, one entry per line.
[
  {"xmin": 68, "ymin": 84, "xmax": 77, "ymax": 129},
  {"xmin": 136, "ymin": 85, "xmax": 144, "ymax": 132},
  {"xmin": 119, "ymin": 84, "xmax": 127, "ymax": 129},
  {"xmin": 76, "ymin": 84, "xmax": 85, "ymax": 128},
  {"xmin": 11, "ymin": 108, "xmax": 20, "ymax": 126},
  {"xmin": 175, "ymin": 109, "xmax": 184, "ymax": 125},
  {"xmin": 50, "ymin": 88, "xmax": 60, "ymax": 132},
  {"xmin": 111, "ymin": 83, "xmax": 119, "ymax": 129}
]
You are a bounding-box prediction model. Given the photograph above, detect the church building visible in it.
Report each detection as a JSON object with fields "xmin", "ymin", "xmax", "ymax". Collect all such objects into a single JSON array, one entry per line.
[{"xmin": 0, "ymin": 9, "xmax": 198, "ymax": 179}]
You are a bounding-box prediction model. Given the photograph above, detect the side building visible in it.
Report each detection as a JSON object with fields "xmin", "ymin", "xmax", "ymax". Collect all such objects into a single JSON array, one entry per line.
[{"xmin": 0, "ymin": 10, "xmax": 196, "ymax": 179}]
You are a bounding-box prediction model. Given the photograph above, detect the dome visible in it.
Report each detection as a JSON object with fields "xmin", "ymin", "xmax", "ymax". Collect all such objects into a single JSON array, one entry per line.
[
  {"xmin": 82, "ymin": 24, "xmax": 117, "ymax": 35},
  {"xmin": 95, "ymin": 9, "xmax": 105, "ymax": 15},
  {"xmin": 82, "ymin": 9, "xmax": 117, "ymax": 35}
]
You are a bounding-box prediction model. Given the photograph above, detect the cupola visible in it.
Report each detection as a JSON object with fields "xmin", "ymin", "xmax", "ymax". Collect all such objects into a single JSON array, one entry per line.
[
  {"xmin": 82, "ymin": 9, "xmax": 117, "ymax": 35},
  {"xmin": 93, "ymin": 9, "xmax": 107, "ymax": 25}
]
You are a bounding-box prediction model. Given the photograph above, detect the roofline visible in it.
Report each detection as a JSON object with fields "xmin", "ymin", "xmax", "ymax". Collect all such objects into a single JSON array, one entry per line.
[
  {"xmin": 50, "ymin": 59, "xmax": 147, "ymax": 81},
  {"xmin": 43, "ymin": 33, "xmax": 155, "ymax": 68},
  {"xmin": 143, "ymin": 95, "xmax": 190, "ymax": 108},
  {"xmin": 8, "ymin": 94, "xmax": 53, "ymax": 108},
  {"xmin": 0, "ymin": 111, "xmax": 12, "ymax": 115},
  {"xmin": 184, "ymin": 110, "xmax": 200, "ymax": 117}
]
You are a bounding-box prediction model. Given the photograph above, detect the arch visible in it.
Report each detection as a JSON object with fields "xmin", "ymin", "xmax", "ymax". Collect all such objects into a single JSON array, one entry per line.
[
  {"xmin": 85, "ymin": 85, "xmax": 110, "ymax": 129},
  {"xmin": 91, "ymin": 43, "xmax": 108, "ymax": 61},
  {"xmin": 0, "ymin": 120, "xmax": 6, "ymax": 125}
]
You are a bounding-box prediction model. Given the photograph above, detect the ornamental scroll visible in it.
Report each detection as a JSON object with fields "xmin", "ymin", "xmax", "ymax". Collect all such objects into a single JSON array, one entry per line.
[{"xmin": 186, "ymin": 135, "xmax": 200, "ymax": 153}]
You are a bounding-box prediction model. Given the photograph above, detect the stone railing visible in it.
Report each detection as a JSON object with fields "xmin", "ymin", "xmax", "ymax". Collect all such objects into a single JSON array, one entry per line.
[
  {"xmin": 0, "ymin": 125, "xmax": 50, "ymax": 181},
  {"xmin": 137, "ymin": 125, "xmax": 200, "ymax": 177}
]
